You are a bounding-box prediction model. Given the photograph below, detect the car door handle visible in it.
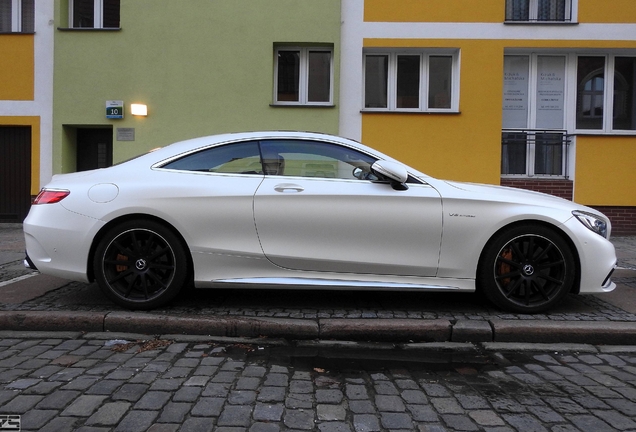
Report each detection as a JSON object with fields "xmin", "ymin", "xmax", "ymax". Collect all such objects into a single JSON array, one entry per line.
[{"xmin": 274, "ymin": 184, "xmax": 304, "ymax": 193}]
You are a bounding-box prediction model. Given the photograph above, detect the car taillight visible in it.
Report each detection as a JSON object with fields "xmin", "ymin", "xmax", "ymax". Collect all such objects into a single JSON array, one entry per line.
[{"xmin": 33, "ymin": 189, "xmax": 70, "ymax": 205}]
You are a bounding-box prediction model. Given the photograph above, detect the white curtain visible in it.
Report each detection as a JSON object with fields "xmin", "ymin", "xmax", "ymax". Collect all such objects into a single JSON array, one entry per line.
[{"xmin": 0, "ymin": 0, "xmax": 12, "ymax": 32}]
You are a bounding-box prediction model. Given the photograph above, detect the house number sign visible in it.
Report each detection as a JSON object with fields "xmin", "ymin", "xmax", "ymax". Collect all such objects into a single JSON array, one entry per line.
[{"xmin": 106, "ymin": 100, "xmax": 124, "ymax": 119}]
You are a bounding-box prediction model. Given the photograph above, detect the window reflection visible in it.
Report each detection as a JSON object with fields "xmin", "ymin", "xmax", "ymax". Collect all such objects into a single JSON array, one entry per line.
[
  {"xmin": 576, "ymin": 57, "xmax": 605, "ymax": 130},
  {"xmin": 613, "ymin": 57, "xmax": 636, "ymax": 131}
]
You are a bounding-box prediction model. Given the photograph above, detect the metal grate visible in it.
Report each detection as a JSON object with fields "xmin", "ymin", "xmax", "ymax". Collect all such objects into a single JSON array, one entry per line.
[{"xmin": 501, "ymin": 130, "xmax": 572, "ymax": 178}]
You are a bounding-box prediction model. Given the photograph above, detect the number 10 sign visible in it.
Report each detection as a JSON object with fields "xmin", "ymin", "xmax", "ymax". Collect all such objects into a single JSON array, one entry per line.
[{"xmin": 106, "ymin": 100, "xmax": 124, "ymax": 119}]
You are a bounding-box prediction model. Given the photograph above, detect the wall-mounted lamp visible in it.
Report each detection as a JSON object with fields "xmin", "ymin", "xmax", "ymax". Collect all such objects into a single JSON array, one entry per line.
[{"xmin": 130, "ymin": 103, "xmax": 148, "ymax": 116}]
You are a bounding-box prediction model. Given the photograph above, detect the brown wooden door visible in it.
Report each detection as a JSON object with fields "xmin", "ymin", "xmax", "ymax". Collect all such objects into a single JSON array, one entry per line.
[{"xmin": 0, "ymin": 126, "xmax": 32, "ymax": 223}]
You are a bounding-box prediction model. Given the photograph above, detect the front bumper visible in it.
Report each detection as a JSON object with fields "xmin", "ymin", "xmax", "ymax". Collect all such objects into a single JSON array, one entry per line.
[{"xmin": 560, "ymin": 216, "xmax": 617, "ymax": 294}]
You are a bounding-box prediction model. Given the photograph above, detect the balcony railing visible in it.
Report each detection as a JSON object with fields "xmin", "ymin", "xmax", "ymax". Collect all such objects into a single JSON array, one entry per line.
[
  {"xmin": 501, "ymin": 130, "xmax": 572, "ymax": 178},
  {"xmin": 505, "ymin": 0, "xmax": 573, "ymax": 22}
]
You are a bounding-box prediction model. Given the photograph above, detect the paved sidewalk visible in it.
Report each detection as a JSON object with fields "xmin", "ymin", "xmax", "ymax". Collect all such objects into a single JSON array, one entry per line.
[{"xmin": 2, "ymin": 224, "xmax": 636, "ymax": 344}]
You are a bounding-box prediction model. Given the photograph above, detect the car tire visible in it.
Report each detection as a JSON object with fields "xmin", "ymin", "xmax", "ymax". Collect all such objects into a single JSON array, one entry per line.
[
  {"xmin": 478, "ymin": 224, "xmax": 576, "ymax": 313},
  {"xmin": 94, "ymin": 220, "xmax": 189, "ymax": 310}
]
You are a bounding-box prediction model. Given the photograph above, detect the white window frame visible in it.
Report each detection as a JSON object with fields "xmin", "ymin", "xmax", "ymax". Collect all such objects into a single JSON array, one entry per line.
[
  {"xmin": 273, "ymin": 46, "xmax": 334, "ymax": 106},
  {"xmin": 362, "ymin": 49, "xmax": 460, "ymax": 113},
  {"xmin": 1, "ymin": 0, "xmax": 28, "ymax": 32},
  {"xmin": 69, "ymin": 0, "xmax": 118, "ymax": 29},
  {"xmin": 574, "ymin": 53, "xmax": 636, "ymax": 135},
  {"xmin": 502, "ymin": 50, "xmax": 636, "ymax": 137},
  {"xmin": 501, "ymin": 49, "xmax": 636, "ymax": 179},
  {"xmin": 502, "ymin": 53, "xmax": 571, "ymax": 178}
]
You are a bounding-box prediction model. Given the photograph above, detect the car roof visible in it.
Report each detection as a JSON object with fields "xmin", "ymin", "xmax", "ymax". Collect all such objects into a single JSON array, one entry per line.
[{"xmin": 135, "ymin": 131, "xmax": 369, "ymax": 164}]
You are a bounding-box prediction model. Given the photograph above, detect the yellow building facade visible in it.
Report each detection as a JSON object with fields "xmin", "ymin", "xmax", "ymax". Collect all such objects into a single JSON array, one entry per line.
[
  {"xmin": 339, "ymin": 0, "xmax": 636, "ymax": 233},
  {"xmin": 0, "ymin": 0, "xmax": 53, "ymax": 223}
]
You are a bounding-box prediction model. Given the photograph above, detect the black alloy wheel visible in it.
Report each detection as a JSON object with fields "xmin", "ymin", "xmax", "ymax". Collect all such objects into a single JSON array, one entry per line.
[
  {"xmin": 479, "ymin": 225, "xmax": 575, "ymax": 313},
  {"xmin": 94, "ymin": 220, "xmax": 189, "ymax": 310}
]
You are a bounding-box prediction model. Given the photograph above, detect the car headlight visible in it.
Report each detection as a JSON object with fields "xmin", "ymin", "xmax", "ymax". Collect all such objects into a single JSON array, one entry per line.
[{"xmin": 573, "ymin": 210, "xmax": 609, "ymax": 239}]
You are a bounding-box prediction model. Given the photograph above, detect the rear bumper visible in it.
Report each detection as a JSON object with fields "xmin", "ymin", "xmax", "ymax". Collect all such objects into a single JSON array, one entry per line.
[
  {"xmin": 23, "ymin": 203, "xmax": 104, "ymax": 283},
  {"xmin": 23, "ymin": 252, "xmax": 38, "ymax": 271}
]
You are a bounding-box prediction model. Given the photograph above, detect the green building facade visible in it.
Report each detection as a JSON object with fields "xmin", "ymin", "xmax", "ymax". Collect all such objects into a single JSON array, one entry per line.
[{"xmin": 53, "ymin": 0, "xmax": 341, "ymax": 173}]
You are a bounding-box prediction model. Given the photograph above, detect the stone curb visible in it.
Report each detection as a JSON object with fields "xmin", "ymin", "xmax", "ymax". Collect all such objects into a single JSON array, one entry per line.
[
  {"xmin": 318, "ymin": 318, "xmax": 451, "ymax": 342},
  {"xmin": 0, "ymin": 311, "xmax": 105, "ymax": 332},
  {"xmin": 104, "ymin": 312, "xmax": 319, "ymax": 339},
  {"xmin": 490, "ymin": 319, "xmax": 636, "ymax": 345},
  {"xmin": 1, "ymin": 311, "xmax": 636, "ymax": 345},
  {"xmin": 481, "ymin": 342, "xmax": 598, "ymax": 353}
]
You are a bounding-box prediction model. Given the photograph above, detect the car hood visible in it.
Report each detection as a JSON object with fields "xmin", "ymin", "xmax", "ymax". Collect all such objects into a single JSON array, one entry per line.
[
  {"xmin": 443, "ymin": 179, "xmax": 563, "ymax": 200},
  {"xmin": 436, "ymin": 179, "xmax": 604, "ymax": 216}
]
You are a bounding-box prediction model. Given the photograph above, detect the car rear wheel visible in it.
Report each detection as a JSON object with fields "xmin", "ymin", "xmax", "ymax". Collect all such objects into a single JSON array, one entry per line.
[
  {"xmin": 94, "ymin": 220, "xmax": 189, "ymax": 310},
  {"xmin": 478, "ymin": 225, "xmax": 575, "ymax": 313}
]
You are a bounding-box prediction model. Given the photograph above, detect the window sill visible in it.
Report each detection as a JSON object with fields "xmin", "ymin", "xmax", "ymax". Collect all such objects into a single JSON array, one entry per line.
[
  {"xmin": 504, "ymin": 21, "xmax": 578, "ymax": 25},
  {"xmin": 573, "ymin": 130, "xmax": 636, "ymax": 136},
  {"xmin": 57, "ymin": 27, "xmax": 122, "ymax": 32},
  {"xmin": 361, "ymin": 109, "xmax": 460, "ymax": 115},
  {"xmin": 0, "ymin": 31, "xmax": 35, "ymax": 35},
  {"xmin": 270, "ymin": 104, "xmax": 335, "ymax": 108},
  {"xmin": 501, "ymin": 176, "xmax": 570, "ymax": 181}
]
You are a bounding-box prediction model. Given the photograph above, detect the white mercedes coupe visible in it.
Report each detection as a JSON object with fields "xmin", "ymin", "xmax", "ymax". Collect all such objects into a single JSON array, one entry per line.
[{"xmin": 24, "ymin": 132, "xmax": 617, "ymax": 313}]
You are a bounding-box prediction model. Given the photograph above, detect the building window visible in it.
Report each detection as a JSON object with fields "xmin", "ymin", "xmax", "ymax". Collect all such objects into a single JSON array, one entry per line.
[
  {"xmin": 576, "ymin": 55, "xmax": 636, "ymax": 132},
  {"xmin": 363, "ymin": 50, "xmax": 458, "ymax": 112},
  {"xmin": 502, "ymin": 54, "xmax": 570, "ymax": 178},
  {"xmin": 274, "ymin": 47, "xmax": 333, "ymax": 106},
  {"xmin": 502, "ymin": 52, "xmax": 636, "ymax": 178},
  {"xmin": 505, "ymin": 0, "xmax": 573, "ymax": 22},
  {"xmin": 70, "ymin": 0, "xmax": 120, "ymax": 29},
  {"xmin": 0, "ymin": 0, "xmax": 34, "ymax": 32}
]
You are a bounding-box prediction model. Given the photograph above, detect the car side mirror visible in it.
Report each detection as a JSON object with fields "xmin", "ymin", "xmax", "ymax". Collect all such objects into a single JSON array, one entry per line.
[{"xmin": 371, "ymin": 160, "xmax": 409, "ymax": 190}]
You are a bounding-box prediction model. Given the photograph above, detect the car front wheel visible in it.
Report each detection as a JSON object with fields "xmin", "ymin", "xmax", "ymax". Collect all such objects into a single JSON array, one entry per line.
[
  {"xmin": 94, "ymin": 220, "xmax": 189, "ymax": 310},
  {"xmin": 478, "ymin": 225, "xmax": 576, "ymax": 313}
]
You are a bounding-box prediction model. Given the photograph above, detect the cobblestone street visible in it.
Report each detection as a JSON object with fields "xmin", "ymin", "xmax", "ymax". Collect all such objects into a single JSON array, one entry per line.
[{"xmin": 1, "ymin": 333, "xmax": 636, "ymax": 431}]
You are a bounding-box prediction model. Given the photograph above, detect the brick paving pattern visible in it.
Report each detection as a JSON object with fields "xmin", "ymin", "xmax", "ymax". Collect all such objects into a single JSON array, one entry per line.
[{"xmin": 1, "ymin": 335, "xmax": 636, "ymax": 431}]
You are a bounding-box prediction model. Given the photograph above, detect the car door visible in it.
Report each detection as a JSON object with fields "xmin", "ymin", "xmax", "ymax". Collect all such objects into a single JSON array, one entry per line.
[
  {"xmin": 253, "ymin": 139, "xmax": 443, "ymax": 277},
  {"xmin": 157, "ymin": 140, "xmax": 265, "ymax": 261}
]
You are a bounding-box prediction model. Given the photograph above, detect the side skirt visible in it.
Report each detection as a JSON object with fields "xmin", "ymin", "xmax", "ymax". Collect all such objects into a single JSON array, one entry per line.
[{"xmin": 201, "ymin": 277, "xmax": 475, "ymax": 292}]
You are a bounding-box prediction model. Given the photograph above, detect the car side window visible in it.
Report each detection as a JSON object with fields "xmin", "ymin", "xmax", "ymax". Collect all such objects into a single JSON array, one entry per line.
[
  {"xmin": 161, "ymin": 141, "xmax": 263, "ymax": 174},
  {"xmin": 259, "ymin": 139, "xmax": 378, "ymax": 180}
]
